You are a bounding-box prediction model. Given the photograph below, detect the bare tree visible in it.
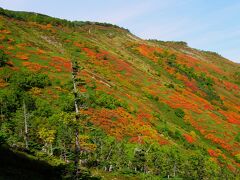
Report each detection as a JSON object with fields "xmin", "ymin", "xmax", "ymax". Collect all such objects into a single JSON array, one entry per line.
[
  {"xmin": 23, "ymin": 99, "xmax": 28, "ymax": 149},
  {"xmin": 71, "ymin": 61, "xmax": 81, "ymax": 176}
]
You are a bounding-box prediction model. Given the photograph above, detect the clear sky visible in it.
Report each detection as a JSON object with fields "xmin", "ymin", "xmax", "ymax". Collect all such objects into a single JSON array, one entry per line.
[{"xmin": 0, "ymin": 0, "xmax": 239, "ymax": 63}]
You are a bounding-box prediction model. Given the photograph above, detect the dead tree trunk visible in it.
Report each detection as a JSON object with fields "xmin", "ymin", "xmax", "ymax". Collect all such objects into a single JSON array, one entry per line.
[
  {"xmin": 71, "ymin": 61, "xmax": 81, "ymax": 177},
  {"xmin": 23, "ymin": 100, "xmax": 28, "ymax": 149},
  {"xmin": 173, "ymin": 161, "xmax": 177, "ymax": 177}
]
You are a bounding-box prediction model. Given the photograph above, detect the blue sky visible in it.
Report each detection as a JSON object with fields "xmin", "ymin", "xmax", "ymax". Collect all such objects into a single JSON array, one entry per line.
[{"xmin": 0, "ymin": 0, "xmax": 239, "ymax": 63}]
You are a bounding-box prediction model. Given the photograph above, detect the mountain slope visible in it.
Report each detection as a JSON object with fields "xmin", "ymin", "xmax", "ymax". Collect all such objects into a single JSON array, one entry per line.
[{"xmin": 0, "ymin": 8, "xmax": 239, "ymax": 179}]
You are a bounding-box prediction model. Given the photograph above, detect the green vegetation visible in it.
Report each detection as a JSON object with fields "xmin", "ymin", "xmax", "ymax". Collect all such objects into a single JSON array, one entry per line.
[
  {"xmin": 174, "ymin": 108, "xmax": 185, "ymax": 118},
  {"xmin": 165, "ymin": 53, "xmax": 221, "ymax": 102},
  {"xmin": 88, "ymin": 87, "xmax": 128, "ymax": 109},
  {"xmin": 0, "ymin": 49, "xmax": 9, "ymax": 67},
  {"xmin": 0, "ymin": 8, "xmax": 239, "ymax": 179}
]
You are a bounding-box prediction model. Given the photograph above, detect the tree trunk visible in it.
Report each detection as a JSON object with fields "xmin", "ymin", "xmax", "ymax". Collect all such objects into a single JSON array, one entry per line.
[
  {"xmin": 23, "ymin": 100, "xmax": 28, "ymax": 149},
  {"xmin": 0, "ymin": 102, "xmax": 3, "ymax": 121},
  {"xmin": 72, "ymin": 62, "xmax": 81, "ymax": 176},
  {"xmin": 106, "ymin": 146, "xmax": 113, "ymax": 160},
  {"xmin": 50, "ymin": 143, "xmax": 53, "ymax": 156},
  {"xmin": 173, "ymin": 161, "xmax": 176, "ymax": 177},
  {"xmin": 63, "ymin": 142, "xmax": 67, "ymax": 162}
]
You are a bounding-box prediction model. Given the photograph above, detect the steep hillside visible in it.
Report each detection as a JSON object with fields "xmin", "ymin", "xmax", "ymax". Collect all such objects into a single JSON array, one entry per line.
[{"xmin": 0, "ymin": 8, "xmax": 239, "ymax": 179}]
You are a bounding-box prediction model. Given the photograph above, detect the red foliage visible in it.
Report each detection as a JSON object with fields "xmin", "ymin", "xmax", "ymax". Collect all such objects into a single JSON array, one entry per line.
[
  {"xmin": 208, "ymin": 149, "xmax": 218, "ymax": 157},
  {"xmin": 205, "ymin": 133, "xmax": 232, "ymax": 151},
  {"xmin": 175, "ymin": 74, "xmax": 198, "ymax": 92},
  {"xmin": 204, "ymin": 104, "xmax": 214, "ymax": 111},
  {"xmin": 178, "ymin": 53, "xmax": 225, "ymax": 75},
  {"xmin": 183, "ymin": 134, "xmax": 195, "ymax": 143},
  {"xmin": 184, "ymin": 79, "xmax": 199, "ymax": 92},
  {"xmin": 82, "ymin": 47, "xmax": 96, "ymax": 57},
  {"xmin": 96, "ymin": 50, "xmax": 109, "ymax": 60},
  {"xmin": 223, "ymin": 81, "xmax": 239, "ymax": 91},
  {"xmin": 114, "ymin": 58, "xmax": 133, "ymax": 76},
  {"xmin": 137, "ymin": 112, "xmax": 153, "ymax": 121}
]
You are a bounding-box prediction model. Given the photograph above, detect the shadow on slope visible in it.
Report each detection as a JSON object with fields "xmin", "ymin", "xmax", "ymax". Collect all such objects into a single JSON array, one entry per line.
[{"xmin": 0, "ymin": 145, "xmax": 63, "ymax": 180}]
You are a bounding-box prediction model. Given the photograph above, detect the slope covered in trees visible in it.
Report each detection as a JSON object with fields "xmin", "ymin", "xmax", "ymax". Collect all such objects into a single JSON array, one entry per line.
[{"xmin": 0, "ymin": 7, "xmax": 239, "ymax": 179}]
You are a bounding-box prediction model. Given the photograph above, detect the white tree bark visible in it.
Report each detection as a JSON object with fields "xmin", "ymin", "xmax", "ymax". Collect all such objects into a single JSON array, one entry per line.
[{"xmin": 23, "ymin": 100, "xmax": 28, "ymax": 149}]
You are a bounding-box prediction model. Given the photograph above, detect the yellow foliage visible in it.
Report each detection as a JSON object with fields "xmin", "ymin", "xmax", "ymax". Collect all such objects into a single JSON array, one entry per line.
[
  {"xmin": 235, "ymin": 153, "xmax": 240, "ymax": 161},
  {"xmin": 79, "ymin": 135, "xmax": 96, "ymax": 152},
  {"xmin": 190, "ymin": 131, "xmax": 197, "ymax": 139},
  {"xmin": 38, "ymin": 127, "xmax": 56, "ymax": 144},
  {"xmin": 30, "ymin": 87, "xmax": 42, "ymax": 95}
]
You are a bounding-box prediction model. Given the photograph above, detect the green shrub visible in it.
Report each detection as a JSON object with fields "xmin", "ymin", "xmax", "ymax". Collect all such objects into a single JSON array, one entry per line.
[
  {"xmin": 10, "ymin": 72, "xmax": 51, "ymax": 90},
  {"xmin": 94, "ymin": 91, "xmax": 127, "ymax": 109},
  {"xmin": 88, "ymin": 89, "xmax": 127, "ymax": 109},
  {"xmin": 0, "ymin": 49, "xmax": 9, "ymax": 67},
  {"xmin": 174, "ymin": 108, "xmax": 185, "ymax": 118},
  {"xmin": 145, "ymin": 93, "xmax": 159, "ymax": 101}
]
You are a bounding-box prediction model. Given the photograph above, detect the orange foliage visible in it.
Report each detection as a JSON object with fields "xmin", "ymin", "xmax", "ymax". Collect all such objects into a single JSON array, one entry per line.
[
  {"xmin": 47, "ymin": 89, "xmax": 58, "ymax": 99},
  {"xmin": 137, "ymin": 44, "xmax": 163, "ymax": 62},
  {"xmin": 7, "ymin": 46, "xmax": 14, "ymax": 50},
  {"xmin": 51, "ymin": 56, "xmax": 71, "ymax": 72},
  {"xmin": 219, "ymin": 110, "xmax": 240, "ymax": 125},
  {"xmin": 0, "ymin": 79, "xmax": 8, "ymax": 88},
  {"xmin": 163, "ymin": 91, "xmax": 203, "ymax": 114},
  {"xmin": 183, "ymin": 134, "xmax": 196, "ymax": 143},
  {"xmin": 73, "ymin": 42, "xmax": 83, "ymax": 48},
  {"xmin": 29, "ymin": 22, "xmax": 55, "ymax": 32},
  {"xmin": 184, "ymin": 112, "xmax": 238, "ymax": 154},
  {"xmin": 0, "ymin": 29, "xmax": 11, "ymax": 34},
  {"xmin": 16, "ymin": 53, "xmax": 29, "ymax": 60},
  {"xmin": 204, "ymin": 133, "xmax": 232, "ymax": 151},
  {"xmin": 208, "ymin": 112, "xmax": 222, "ymax": 125},
  {"xmin": 85, "ymin": 107, "xmax": 168, "ymax": 145},
  {"xmin": 22, "ymin": 62, "xmax": 49, "ymax": 72},
  {"xmin": 137, "ymin": 111, "xmax": 153, "ymax": 121},
  {"xmin": 16, "ymin": 43, "xmax": 29, "ymax": 48},
  {"xmin": 0, "ymin": 35, "xmax": 5, "ymax": 41},
  {"xmin": 82, "ymin": 47, "xmax": 96, "ymax": 57},
  {"xmin": 6, "ymin": 61, "xmax": 14, "ymax": 66},
  {"xmin": 227, "ymin": 164, "xmax": 236, "ymax": 173},
  {"xmin": 36, "ymin": 49, "xmax": 45, "ymax": 55}
]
